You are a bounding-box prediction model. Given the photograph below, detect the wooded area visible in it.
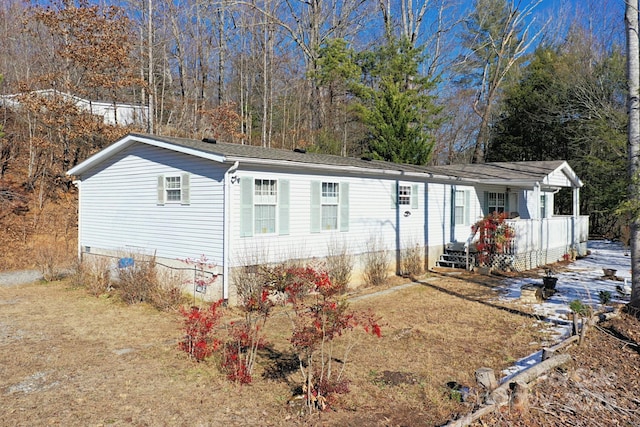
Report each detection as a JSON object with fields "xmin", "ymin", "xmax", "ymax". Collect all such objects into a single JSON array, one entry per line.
[{"xmin": 0, "ymin": 0, "xmax": 630, "ymax": 269}]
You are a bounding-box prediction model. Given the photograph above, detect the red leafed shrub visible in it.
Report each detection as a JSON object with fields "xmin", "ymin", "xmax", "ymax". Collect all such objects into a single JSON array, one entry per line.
[
  {"xmin": 472, "ymin": 212, "xmax": 515, "ymax": 266},
  {"xmin": 178, "ymin": 300, "xmax": 224, "ymax": 361},
  {"xmin": 285, "ymin": 267, "xmax": 382, "ymax": 412}
]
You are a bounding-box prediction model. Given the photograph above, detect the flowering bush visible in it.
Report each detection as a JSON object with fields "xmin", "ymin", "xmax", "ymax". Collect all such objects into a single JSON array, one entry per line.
[{"xmin": 472, "ymin": 212, "xmax": 515, "ymax": 266}]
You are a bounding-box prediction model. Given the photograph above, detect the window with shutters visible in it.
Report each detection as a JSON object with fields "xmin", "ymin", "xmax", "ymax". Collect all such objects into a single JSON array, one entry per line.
[
  {"xmin": 158, "ymin": 174, "xmax": 190, "ymax": 204},
  {"xmin": 254, "ymin": 179, "xmax": 277, "ymax": 234}
]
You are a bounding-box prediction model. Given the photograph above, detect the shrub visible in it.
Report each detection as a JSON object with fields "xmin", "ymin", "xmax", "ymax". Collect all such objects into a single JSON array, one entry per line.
[
  {"xmin": 598, "ymin": 290, "xmax": 612, "ymax": 305},
  {"xmin": 285, "ymin": 267, "xmax": 382, "ymax": 412},
  {"xmin": 115, "ymin": 254, "xmax": 158, "ymax": 304},
  {"xmin": 34, "ymin": 241, "xmax": 69, "ymax": 281},
  {"xmin": 401, "ymin": 243, "xmax": 423, "ymax": 279},
  {"xmin": 178, "ymin": 300, "xmax": 224, "ymax": 361},
  {"xmin": 325, "ymin": 239, "xmax": 353, "ymax": 293},
  {"xmin": 363, "ymin": 236, "xmax": 389, "ymax": 287},
  {"xmin": 472, "ymin": 212, "xmax": 515, "ymax": 267},
  {"xmin": 75, "ymin": 256, "xmax": 112, "ymax": 296},
  {"xmin": 150, "ymin": 268, "xmax": 187, "ymax": 311}
]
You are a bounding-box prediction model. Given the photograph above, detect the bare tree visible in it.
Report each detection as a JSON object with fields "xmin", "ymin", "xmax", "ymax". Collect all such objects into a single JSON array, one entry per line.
[
  {"xmin": 626, "ymin": 0, "xmax": 640, "ymax": 308},
  {"xmin": 457, "ymin": 0, "xmax": 547, "ymax": 163}
]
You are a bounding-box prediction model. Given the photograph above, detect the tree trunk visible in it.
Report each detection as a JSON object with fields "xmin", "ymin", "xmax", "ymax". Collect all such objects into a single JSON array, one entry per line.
[{"xmin": 626, "ymin": 0, "xmax": 640, "ymax": 308}]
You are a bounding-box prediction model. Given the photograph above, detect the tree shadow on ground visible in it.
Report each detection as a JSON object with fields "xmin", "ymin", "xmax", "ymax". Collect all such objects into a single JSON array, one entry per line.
[
  {"xmin": 416, "ymin": 276, "xmax": 571, "ymax": 327},
  {"xmin": 259, "ymin": 346, "xmax": 300, "ymax": 382}
]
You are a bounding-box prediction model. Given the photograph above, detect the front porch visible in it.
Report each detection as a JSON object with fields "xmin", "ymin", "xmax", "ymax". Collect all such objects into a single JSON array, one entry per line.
[{"xmin": 437, "ymin": 215, "xmax": 590, "ymax": 272}]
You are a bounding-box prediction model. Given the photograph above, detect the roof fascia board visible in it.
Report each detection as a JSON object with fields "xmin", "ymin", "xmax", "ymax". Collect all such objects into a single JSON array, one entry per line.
[
  {"xmin": 226, "ymin": 156, "xmax": 463, "ymax": 181},
  {"xmin": 67, "ymin": 134, "xmax": 226, "ymax": 176}
]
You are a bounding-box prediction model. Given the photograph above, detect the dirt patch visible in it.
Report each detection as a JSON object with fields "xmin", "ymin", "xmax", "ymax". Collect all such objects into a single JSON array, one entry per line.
[{"xmin": 0, "ymin": 273, "xmax": 557, "ymax": 425}]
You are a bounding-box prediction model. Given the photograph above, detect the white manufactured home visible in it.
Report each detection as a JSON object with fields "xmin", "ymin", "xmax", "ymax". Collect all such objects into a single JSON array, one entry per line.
[{"xmin": 67, "ymin": 133, "xmax": 588, "ymax": 301}]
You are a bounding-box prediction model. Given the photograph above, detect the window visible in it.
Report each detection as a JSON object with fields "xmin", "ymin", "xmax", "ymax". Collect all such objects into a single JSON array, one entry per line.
[
  {"xmin": 240, "ymin": 177, "xmax": 289, "ymax": 238},
  {"xmin": 488, "ymin": 192, "xmax": 505, "ymax": 214},
  {"xmin": 321, "ymin": 182, "xmax": 339, "ymax": 230},
  {"xmin": 311, "ymin": 181, "xmax": 349, "ymax": 233},
  {"xmin": 454, "ymin": 190, "xmax": 465, "ymax": 224},
  {"xmin": 165, "ymin": 176, "xmax": 182, "ymax": 202},
  {"xmin": 540, "ymin": 195, "xmax": 547, "ymax": 219},
  {"xmin": 398, "ymin": 185, "xmax": 411, "ymax": 205},
  {"xmin": 158, "ymin": 173, "xmax": 190, "ymax": 205},
  {"xmin": 254, "ymin": 179, "xmax": 277, "ymax": 234}
]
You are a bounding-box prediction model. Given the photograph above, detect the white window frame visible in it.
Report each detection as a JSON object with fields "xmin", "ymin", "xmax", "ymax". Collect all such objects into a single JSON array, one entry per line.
[
  {"xmin": 254, "ymin": 179, "xmax": 277, "ymax": 234},
  {"xmin": 165, "ymin": 175, "xmax": 182, "ymax": 203},
  {"xmin": 454, "ymin": 190, "xmax": 465, "ymax": 224},
  {"xmin": 321, "ymin": 182, "xmax": 339, "ymax": 231},
  {"xmin": 540, "ymin": 194, "xmax": 547, "ymax": 219},
  {"xmin": 398, "ymin": 185, "xmax": 412, "ymax": 205},
  {"xmin": 488, "ymin": 192, "xmax": 506, "ymax": 214}
]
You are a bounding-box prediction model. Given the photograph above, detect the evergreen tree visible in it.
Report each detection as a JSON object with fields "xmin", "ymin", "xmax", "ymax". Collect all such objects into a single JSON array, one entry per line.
[
  {"xmin": 489, "ymin": 45, "xmax": 627, "ymax": 234},
  {"xmin": 351, "ymin": 36, "xmax": 440, "ymax": 165}
]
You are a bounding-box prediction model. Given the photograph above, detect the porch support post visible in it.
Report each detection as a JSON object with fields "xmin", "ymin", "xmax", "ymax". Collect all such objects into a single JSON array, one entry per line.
[{"xmin": 572, "ymin": 187, "xmax": 580, "ymax": 249}]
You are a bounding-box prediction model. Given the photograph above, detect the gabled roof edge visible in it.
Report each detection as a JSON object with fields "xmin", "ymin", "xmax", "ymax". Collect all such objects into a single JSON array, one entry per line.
[{"xmin": 67, "ymin": 134, "xmax": 226, "ymax": 176}]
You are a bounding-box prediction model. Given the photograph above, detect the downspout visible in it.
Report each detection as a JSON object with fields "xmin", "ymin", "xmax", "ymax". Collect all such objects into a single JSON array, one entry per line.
[
  {"xmin": 72, "ymin": 180, "xmax": 82, "ymax": 261},
  {"xmin": 223, "ymin": 161, "xmax": 239, "ymax": 301}
]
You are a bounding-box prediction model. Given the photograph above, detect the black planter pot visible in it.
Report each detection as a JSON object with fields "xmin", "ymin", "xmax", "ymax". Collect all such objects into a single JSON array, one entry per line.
[{"xmin": 543, "ymin": 276, "xmax": 558, "ymax": 290}]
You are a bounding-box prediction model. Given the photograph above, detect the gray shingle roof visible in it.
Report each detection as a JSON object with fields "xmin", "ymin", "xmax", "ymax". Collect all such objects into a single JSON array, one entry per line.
[{"xmin": 118, "ymin": 134, "xmax": 576, "ymax": 187}]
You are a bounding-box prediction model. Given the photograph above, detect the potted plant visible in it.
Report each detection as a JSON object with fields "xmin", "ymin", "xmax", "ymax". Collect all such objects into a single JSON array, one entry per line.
[{"xmin": 543, "ymin": 268, "xmax": 558, "ymax": 290}]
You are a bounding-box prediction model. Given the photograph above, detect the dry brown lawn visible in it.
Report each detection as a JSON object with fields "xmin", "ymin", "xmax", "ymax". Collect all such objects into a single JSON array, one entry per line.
[{"xmin": 0, "ymin": 271, "xmax": 552, "ymax": 426}]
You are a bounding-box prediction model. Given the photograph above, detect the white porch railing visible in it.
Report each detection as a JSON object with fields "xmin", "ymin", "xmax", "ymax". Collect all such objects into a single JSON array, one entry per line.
[
  {"xmin": 508, "ymin": 216, "xmax": 589, "ymax": 255},
  {"xmin": 467, "ymin": 215, "xmax": 589, "ymax": 271}
]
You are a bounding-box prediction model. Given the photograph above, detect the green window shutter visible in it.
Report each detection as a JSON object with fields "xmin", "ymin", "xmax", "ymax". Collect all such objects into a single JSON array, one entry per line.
[
  {"xmin": 310, "ymin": 181, "xmax": 321, "ymax": 233},
  {"xmin": 181, "ymin": 173, "xmax": 190, "ymax": 205},
  {"xmin": 340, "ymin": 182, "xmax": 349, "ymax": 232},
  {"xmin": 157, "ymin": 175, "xmax": 165, "ymax": 205},
  {"xmin": 411, "ymin": 184, "xmax": 419, "ymax": 209},
  {"xmin": 450, "ymin": 187, "xmax": 456, "ymax": 225},
  {"xmin": 240, "ymin": 176, "xmax": 254, "ymax": 237},
  {"xmin": 390, "ymin": 182, "xmax": 397, "ymax": 208},
  {"xmin": 279, "ymin": 180, "xmax": 290, "ymax": 235},
  {"xmin": 483, "ymin": 192, "xmax": 489, "ymax": 216},
  {"xmin": 464, "ymin": 190, "xmax": 471, "ymax": 225}
]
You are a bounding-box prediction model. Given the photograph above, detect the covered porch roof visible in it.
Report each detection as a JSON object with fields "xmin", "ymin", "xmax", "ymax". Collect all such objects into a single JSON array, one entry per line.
[{"xmin": 422, "ymin": 160, "xmax": 583, "ymax": 190}]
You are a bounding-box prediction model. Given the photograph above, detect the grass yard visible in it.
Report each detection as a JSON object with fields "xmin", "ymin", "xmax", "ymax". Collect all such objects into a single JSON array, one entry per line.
[{"xmin": 0, "ymin": 272, "xmax": 552, "ymax": 426}]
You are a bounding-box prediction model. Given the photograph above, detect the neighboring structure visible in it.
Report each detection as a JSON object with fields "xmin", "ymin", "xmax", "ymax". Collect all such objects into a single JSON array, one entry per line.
[
  {"xmin": 67, "ymin": 133, "xmax": 589, "ymax": 302},
  {"xmin": 0, "ymin": 89, "xmax": 148, "ymax": 127}
]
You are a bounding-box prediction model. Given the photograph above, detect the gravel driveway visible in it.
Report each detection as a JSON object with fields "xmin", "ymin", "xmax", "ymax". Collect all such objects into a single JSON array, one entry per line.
[{"xmin": 0, "ymin": 269, "xmax": 43, "ymax": 287}]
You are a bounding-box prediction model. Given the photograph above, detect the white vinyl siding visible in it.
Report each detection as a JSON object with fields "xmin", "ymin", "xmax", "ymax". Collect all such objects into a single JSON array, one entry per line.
[{"xmin": 79, "ymin": 144, "xmax": 224, "ymax": 262}]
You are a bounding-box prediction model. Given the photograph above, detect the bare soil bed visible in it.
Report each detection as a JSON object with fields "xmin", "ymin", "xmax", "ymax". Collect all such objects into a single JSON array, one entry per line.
[{"xmin": 0, "ymin": 271, "xmax": 585, "ymax": 426}]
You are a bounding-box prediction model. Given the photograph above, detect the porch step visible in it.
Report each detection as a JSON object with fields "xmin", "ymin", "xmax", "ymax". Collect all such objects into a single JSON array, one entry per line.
[
  {"xmin": 436, "ymin": 254, "xmax": 468, "ymax": 269},
  {"xmin": 436, "ymin": 243, "xmax": 476, "ymax": 269}
]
